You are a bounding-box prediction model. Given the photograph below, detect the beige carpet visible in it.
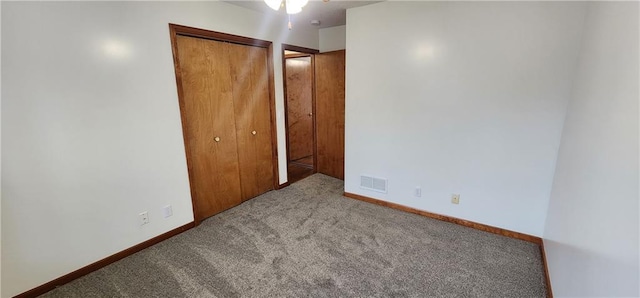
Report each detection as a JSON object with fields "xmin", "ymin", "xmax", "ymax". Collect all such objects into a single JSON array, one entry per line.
[{"xmin": 41, "ymin": 174, "xmax": 546, "ymax": 297}]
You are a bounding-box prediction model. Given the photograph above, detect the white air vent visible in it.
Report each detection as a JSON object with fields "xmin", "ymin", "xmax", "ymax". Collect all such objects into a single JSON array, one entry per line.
[{"xmin": 360, "ymin": 175, "xmax": 387, "ymax": 193}]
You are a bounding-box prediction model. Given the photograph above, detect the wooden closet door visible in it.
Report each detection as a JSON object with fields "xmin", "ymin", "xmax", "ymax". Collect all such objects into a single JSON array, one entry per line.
[
  {"xmin": 228, "ymin": 43, "xmax": 274, "ymax": 201},
  {"xmin": 315, "ymin": 50, "xmax": 345, "ymax": 180},
  {"xmin": 285, "ymin": 56, "xmax": 314, "ymax": 164},
  {"xmin": 176, "ymin": 36, "xmax": 242, "ymax": 220}
]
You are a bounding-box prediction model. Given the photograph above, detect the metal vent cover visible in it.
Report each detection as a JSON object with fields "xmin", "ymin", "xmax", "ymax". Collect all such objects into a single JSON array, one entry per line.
[{"xmin": 360, "ymin": 175, "xmax": 387, "ymax": 193}]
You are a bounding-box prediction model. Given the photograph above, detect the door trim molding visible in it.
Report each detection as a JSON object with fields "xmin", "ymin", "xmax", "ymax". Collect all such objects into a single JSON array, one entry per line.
[
  {"xmin": 169, "ymin": 24, "xmax": 280, "ymax": 224},
  {"xmin": 169, "ymin": 23, "xmax": 271, "ymax": 47},
  {"xmin": 283, "ymin": 44, "xmax": 320, "ymax": 55},
  {"xmin": 282, "ymin": 44, "xmax": 320, "ymax": 184}
]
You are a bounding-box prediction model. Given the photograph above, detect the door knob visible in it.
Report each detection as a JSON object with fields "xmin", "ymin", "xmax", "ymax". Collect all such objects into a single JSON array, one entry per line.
[
  {"xmin": 252, "ymin": 130, "xmax": 257, "ymax": 135},
  {"xmin": 308, "ymin": 113, "xmax": 313, "ymax": 116},
  {"xmin": 214, "ymin": 137, "xmax": 221, "ymax": 142}
]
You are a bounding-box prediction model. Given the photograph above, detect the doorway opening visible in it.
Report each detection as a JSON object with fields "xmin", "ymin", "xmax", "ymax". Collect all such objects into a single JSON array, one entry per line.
[
  {"xmin": 282, "ymin": 44, "xmax": 345, "ymax": 185},
  {"xmin": 283, "ymin": 45, "xmax": 319, "ymax": 184}
]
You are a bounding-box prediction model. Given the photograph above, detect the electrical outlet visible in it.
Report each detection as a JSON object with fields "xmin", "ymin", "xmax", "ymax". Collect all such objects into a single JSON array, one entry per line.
[
  {"xmin": 415, "ymin": 187, "xmax": 422, "ymax": 197},
  {"xmin": 451, "ymin": 194, "xmax": 460, "ymax": 204},
  {"xmin": 163, "ymin": 205, "xmax": 173, "ymax": 218},
  {"xmin": 138, "ymin": 211, "xmax": 149, "ymax": 225}
]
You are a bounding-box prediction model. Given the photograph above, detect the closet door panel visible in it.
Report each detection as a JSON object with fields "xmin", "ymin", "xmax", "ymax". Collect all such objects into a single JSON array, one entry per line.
[
  {"xmin": 315, "ymin": 50, "xmax": 345, "ymax": 180},
  {"xmin": 229, "ymin": 43, "xmax": 258, "ymax": 201},
  {"xmin": 251, "ymin": 47, "xmax": 275, "ymax": 194},
  {"xmin": 229, "ymin": 43, "xmax": 274, "ymax": 201},
  {"xmin": 176, "ymin": 36, "xmax": 242, "ymax": 220}
]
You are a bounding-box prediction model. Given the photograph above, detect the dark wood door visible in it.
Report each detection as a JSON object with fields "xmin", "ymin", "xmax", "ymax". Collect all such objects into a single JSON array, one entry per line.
[
  {"xmin": 285, "ymin": 56, "xmax": 314, "ymax": 166},
  {"xmin": 175, "ymin": 35, "xmax": 243, "ymax": 220},
  {"xmin": 315, "ymin": 50, "xmax": 345, "ymax": 180},
  {"xmin": 229, "ymin": 43, "xmax": 275, "ymax": 201}
]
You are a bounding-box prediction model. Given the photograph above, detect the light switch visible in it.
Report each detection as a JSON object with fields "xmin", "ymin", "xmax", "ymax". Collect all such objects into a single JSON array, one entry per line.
[{"xmin": 163, "ymin": 205, "xmax": 173, "ymax": 218}]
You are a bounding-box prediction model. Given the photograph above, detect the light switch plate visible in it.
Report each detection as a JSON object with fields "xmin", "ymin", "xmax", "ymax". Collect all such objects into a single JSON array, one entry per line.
[{"xmin": 163, "ymin": 205, "xmax": 173, "ymax": 218}]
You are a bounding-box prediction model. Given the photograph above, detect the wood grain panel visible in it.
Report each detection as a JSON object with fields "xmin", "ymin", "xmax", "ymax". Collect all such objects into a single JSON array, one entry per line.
[
  {"xmin": 315, "ymin": 50, "xmax": 345, "ymax": 179},
  {"xmin": 252, "ymin": 47, "xmax": 276, "ymax": 194},
  {"xmin": 343, "ymin": 192, "xmax": 543, "ymax": 244},
  {"xmin": 176, "ymin": 36, "xmax": 243, "ymax": 221},
  {"xmin": 229, "ymin": 42, "xmax": 257, "ymax": 201},
  {"xmin": 230, "ymin": 43, "xmax": 274, "ymax": 201},
  {"xmin": 171, "ymin": 24, "xmax": 280, "ymax": 220},
  {"xmin": 285, "ymin": 56, "xmax": 314, "ymax": 164}
]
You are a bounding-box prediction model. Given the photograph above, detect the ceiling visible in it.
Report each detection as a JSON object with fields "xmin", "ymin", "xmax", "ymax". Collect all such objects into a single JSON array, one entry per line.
[{"xmin": 224, "ymin": 0, "xmax": 381, "ymax": 29}]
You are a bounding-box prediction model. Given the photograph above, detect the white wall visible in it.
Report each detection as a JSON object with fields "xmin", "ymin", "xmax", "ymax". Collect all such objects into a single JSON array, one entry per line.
[
  {"xmin": 345, "ymin": 2, "xmax": 587, "ymax": 236},
  {"xmin": 1, "ymin": 2, "xmax": 317, "ymax": 297},
  {"xmin": 319, "ymin": 25, "xmax": 346, "ymax": 52},
  {"xmin": 543, "ymin": 2, "xmax": 639, "ymax": 296}
]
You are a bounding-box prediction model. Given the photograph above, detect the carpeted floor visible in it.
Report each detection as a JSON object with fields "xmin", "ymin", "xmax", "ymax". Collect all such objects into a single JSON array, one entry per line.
[{"xmin": 41, "ymin": 174, "xmax": 546, "ymax": 297}]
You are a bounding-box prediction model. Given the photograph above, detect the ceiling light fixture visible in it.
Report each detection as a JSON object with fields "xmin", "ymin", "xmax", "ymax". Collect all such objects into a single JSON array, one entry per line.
[
  {"xmin": 265, "ymin": 0, "xmax": 309, "ymax": 14},
  {"xmin": 264, "ymin": 0, "xmax": 310, "ymax": 29}
]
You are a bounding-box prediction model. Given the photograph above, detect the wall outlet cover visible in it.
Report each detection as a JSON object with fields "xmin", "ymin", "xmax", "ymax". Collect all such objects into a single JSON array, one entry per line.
[
  {"xmin": 451, "ymin": 194, "xmax": 460, "ymax": 204},
  {"xmin": 138, "ymin": 211, "xmax": 150, "ymax": 225}
]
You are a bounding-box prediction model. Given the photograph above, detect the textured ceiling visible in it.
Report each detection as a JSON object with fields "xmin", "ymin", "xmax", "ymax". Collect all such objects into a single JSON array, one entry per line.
[{"xmin": 224, "ymin": 0, "xmax": 381, "ymax": 29}]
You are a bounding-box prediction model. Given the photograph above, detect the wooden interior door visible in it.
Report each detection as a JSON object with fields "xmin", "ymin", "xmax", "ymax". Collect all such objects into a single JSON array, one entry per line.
[
  {"xmin": 175, "ymin": 35, "xmax": 243, "ymax": 220},
  {"xmin": 285, "ymin": 56, "xmax": 314, "ymax": 166},
  {"xmin": 315, "ymin": 50, "xmax": 345, "ymax": 180},
  {"xmin": 229, "ymin": 43, "xmax": 275, "ymax": 201}
]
